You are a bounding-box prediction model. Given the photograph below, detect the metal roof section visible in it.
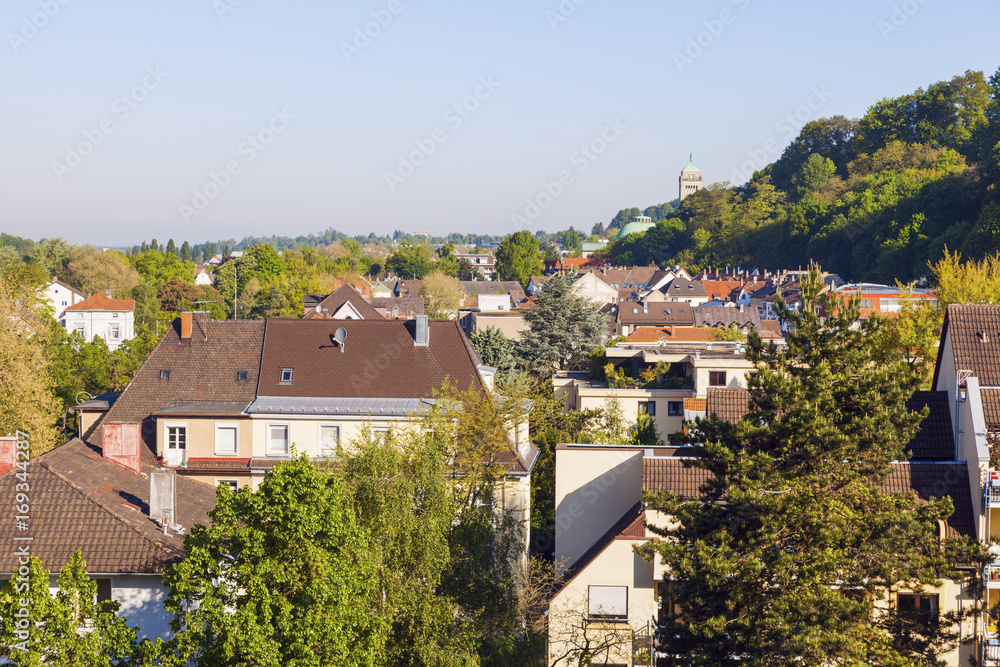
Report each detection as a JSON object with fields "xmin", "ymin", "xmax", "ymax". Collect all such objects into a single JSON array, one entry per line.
[
  {"xmin": 247, "ymin": 396, "xmax": 438, "ymax": 416},
  {"xmin": 152, "ymin": 401, "xmax": 252, "ymax": 416}
]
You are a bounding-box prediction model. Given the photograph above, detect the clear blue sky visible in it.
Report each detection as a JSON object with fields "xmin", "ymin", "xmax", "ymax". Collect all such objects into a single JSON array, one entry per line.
[{"xmin": 2, "ymin": 0, "xmax": 998, "ymax": 245}]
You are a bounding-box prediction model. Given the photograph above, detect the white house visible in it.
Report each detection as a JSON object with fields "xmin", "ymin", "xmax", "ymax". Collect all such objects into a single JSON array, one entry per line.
[
  {"xmin": 45, "ymin": 278, "xmax": 86, "ymax": 318},
  {"xmin": 62, "ymin": 293, "xmax": 136, "ymax": 350},
  {"xmin": 195, "ymin": 270, "xmax": 213, "ymax": 286}
]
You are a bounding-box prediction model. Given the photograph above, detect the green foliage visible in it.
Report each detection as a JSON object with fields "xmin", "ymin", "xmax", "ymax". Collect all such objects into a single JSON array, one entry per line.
[
  {"xmin": 128, "ymin": 249, "xmax": 196, "ymax": 290},
  {"xmin": 631, "ymin": 412, "xmax": 663, "ymax": 447},
  {"xmin": 469, "ymin": 325, "xmax": 519, "ymax": 385},
  {"xmin": 164, "ymin": 456, "xmax": 388, "ymax": 666},
  {"xmin": 0, "ymin": 552, "xmax": 153, "ymax": 666},
  {"xmin": 386, "ymin": 242, "xmax": 435, "ymax": 279},
  {"xmin": 519, "ymin": 274, "xmax": 606, "ymax": 374},
  {"xmin": 641, "ymin": 267, "xmax": 989, "ymax": 665},
  {"xmin": 495, "ymin": 231, "xmax": 542, "ymax": 288}
]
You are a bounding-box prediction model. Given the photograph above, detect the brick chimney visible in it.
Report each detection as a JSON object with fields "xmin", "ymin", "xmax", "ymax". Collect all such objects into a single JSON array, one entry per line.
[
  {"xmin": 0, "ymin": 436, "xmax": 19, "ymax": 476},
  {"xmin": 180, "ymin": 312, "xmax": 193, "ymax": 340},
  {"xmin": 102, "ymin": 423, "xmax": 142, "ymax": 475}
]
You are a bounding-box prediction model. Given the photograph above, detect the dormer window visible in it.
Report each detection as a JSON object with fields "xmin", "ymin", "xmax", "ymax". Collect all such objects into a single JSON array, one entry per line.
[
  {"xmin": 160, "ymin": 370, "xmax": 170, "ymax": 380},
  {"xmin": 237, "ymin": 371, "xmax": 248, "ymax": 381},
  {"xmin": 280, "ymin": 368, "xmax": 293, "ymax": 384}
]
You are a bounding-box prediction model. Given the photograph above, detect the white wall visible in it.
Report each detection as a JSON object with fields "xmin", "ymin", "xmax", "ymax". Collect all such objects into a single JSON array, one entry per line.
[{"xmin": 63, "ymin": 309, "xmax": 135, "ymax": 350}]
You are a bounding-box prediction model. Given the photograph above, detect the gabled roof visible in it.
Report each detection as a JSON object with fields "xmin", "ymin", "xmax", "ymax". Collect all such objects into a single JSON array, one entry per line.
[
  {"xmin": 257, "ymin": 319, "xmax": 484, "ymax": 399},
  {"xmin": 0, "ymin": 439, "xmax": 216, "ymax": 574},
  {"xmin": 100, "ymin": 318, "xmax": 264, "ymax": 456},
  {"xmin": 933, "ymin": 304, "xmax": 1000, "ymax": 388},
  {"xmin": 50, "ymin": 277, "xmax": 85, "ymax": 297},
  {"xmin": 369, "ymin": 296, "xmax": 425, "ymax": 317},
  {"xmin": 64, "ymin": 293, "xmax": 135, "ymax": 312},
  {"xmin": 303, "ymin": 284, "xmax": 383, "ymax": 320},
  {"xmin": 663, "ymin": 277, "xmax": 708, "ymax": 298},
  {"xmin": 617, "ymin": 302, "xmax": 694, "ymax": 326},
  {"xmin": 459, "ymin": 281, "xmax": 525, "ymax": 301},
  {"xmin": 693, "ymin": 306, "xmax": 761, "ymax": 329}
]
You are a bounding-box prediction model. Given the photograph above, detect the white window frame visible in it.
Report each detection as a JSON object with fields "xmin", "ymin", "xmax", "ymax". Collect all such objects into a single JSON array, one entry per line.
[
  {"xmin": 109, "ymin": 325, "xmax": 121, "ymax": 340},
  {"xmin": 374, "ymin": 425, "xmax": 391, "ymax": 444},
  {"xmin": 216, "ymin": 479, "xmax": 239, "ymax": 492},
  {"xmin": 267, "ymin": 423, "xmax": 290, "ymax": 456},
  {"xmin": 279, "ymin": 368, "xmax": 293, "ymax": 385},
  {"xmin": 163, "ymin": 421, "xmax": 188, "ymax": 465},
  {"xmin": 588, "ymin": 585, "xmax": 628, "ymax": 621},
  {"xmin": 215, "ymin": 422, "xmax": 239, "ymax": 456},
  {"xmin": 318, "ymin": 424, "xmax": 340, "ymax": 458}
]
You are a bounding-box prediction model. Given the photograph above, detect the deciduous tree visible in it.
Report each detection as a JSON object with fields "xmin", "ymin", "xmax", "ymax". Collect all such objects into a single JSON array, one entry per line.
[{"xmin": 495, "ymin": 231, "xmax": 542, "ymax": 288}]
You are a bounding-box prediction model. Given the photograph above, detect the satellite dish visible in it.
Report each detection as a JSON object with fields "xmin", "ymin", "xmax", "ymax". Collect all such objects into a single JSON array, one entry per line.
[
  {"xmin": 316, "ymin": 305, "xmax": 323, "ymax": 313},
  {"xmin": 333, "ymin": 327, "xmax": 347, "ymax": 353}
]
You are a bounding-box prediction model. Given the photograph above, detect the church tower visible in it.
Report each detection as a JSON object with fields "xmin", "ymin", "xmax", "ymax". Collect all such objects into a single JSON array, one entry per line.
[{"xmin": 679, "ymin": 153, "xmax": 703, "ymax": 201}]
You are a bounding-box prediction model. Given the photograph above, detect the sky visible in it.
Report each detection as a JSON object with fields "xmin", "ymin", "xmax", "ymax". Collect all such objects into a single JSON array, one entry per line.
[{"xmin": 1, "ymin": 0, "xmax": 998, "ymax": 246}]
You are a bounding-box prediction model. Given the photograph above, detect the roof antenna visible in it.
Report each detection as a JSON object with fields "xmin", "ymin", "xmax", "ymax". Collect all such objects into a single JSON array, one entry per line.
[{"xmin": 333, "ymin": 327, "xmax": 347, "ymax": 353}]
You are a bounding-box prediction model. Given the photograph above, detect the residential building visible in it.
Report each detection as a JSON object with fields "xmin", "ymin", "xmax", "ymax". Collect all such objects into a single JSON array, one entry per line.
[
  {"xmin": 195, "ymin": 269, "xmax": 213, "ymax": 286},
  {"xmin": 62, "ymin": 293, "xmax": 136, "ymax": 350},
  {"xmin": 544, "ymin": 257, "xmax": 612, "ymax": 275},
  {"xmin": 0, "ymin": 437, "xmax": 217, "ymax": 641},
  {"xmin": 44, "ymin": 277, "xmax": 85, "ymax": 318},
  {"xmin": 832, "ymin": 283, "xmax": 937, "ymax": 319},
  {"xmin": 581, "ymin": 241, "xmax": 607, "ymax": 258},
  {"xmin": 454, "ymin": 252, "xmax": 497, "ymax": 279},
  {"xmin": 303, "ymin": 284, "xmax": 384, "ymax": 320}
]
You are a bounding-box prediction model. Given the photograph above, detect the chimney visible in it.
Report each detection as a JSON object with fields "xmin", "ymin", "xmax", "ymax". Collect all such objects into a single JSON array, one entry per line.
[
  {"xmin": 150, "ymin": 469, "xmax": 177, "ymax": 528},
  {"xmin": 0, "ymin": 436, "xmax": 18, "ymax": 476},
  {"xmin": 102, "ymin": 423, "xmax": 142, "ymax": 475},
  {"xmin": 180, "ymin": 312, "xmax": 193, "ymax": 340},
  {"xmin": 414, "ymin": 315, "xmax": 429, "ymax": 347}
]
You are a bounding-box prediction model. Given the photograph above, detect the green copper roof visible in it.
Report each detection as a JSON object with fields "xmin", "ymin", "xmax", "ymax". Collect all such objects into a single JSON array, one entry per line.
[
  {"xmin": 616, "ymin": 220, "xmax": 655, "ymax": 239},
  {"xmin": 682, "ymin": 152, "xmax": 701, "ymax": 173}
]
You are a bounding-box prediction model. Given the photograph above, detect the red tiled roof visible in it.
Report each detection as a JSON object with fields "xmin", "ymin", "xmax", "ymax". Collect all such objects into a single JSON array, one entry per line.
[
  {"xmin": 64, "ymin": 293, "xmax": 135, "ymax": 312},
  {"xmin": 626, "ymin": 326, "xmax": 718, "ymax": 344}
]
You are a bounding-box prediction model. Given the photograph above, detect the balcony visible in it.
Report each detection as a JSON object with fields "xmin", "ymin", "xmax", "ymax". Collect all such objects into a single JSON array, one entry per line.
[
  {"xmin": 986, "ymin": 637, "xmax": 1000, "ymax": 664},
  {"xmin": 987, "ymin": 475, "xmax": 1000, "ymax": 507},
  {"xmin": 986, "ymin": 563, "xmax": 1000, "ymax": 588}
]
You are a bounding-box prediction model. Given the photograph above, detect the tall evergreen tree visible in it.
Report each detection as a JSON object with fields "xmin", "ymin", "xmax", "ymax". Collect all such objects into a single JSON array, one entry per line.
[
  {"xmin": 642, "ymin": 268, "xmax": 988, "ymax": 665},
  {"xmin": 180, "ymin": 241, "xmax": 191, "ymax": 262},
  {"xmin": 518, "ymin": 273, "xmax": 605, "ymax": 374},
  {"xmin": 165, "ymin": 239, "xmax": 176, "ymax": 256}
]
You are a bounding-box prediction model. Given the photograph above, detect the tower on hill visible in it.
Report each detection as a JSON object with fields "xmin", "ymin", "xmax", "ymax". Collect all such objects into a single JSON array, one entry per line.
[{"xmin": 679, "ymin": 153, "xmax": 704, "ymax": 201}]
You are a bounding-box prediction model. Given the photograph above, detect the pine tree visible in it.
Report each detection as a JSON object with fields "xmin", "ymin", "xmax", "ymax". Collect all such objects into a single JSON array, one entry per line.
[
  {"xmin": 642, "ymin": 267, "xmax": 988, "ymax": 665},
  {"xmin": 180, "ymin": 241, "xmax": 191, "ymax": 262},
  {"xmin": 518, "ymin": 273, "xmax": 606, "ymax": 374},
  {"xmin": 165, "ymin": 239, "xmax": 176, "ymax": 256}
]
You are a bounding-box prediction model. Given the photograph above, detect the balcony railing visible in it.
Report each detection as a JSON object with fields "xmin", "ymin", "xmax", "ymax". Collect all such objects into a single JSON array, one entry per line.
[
  {"xmin": 985, "ymin": 639, "xmax": 1000, "ymax": 663},
  {"xmin": 984, "ymin": 564, "xmax": 1000, "ymax": 585},
  {"xmin": 986, "ymin": 482, "xmax": 1000, "ymax": 508}
]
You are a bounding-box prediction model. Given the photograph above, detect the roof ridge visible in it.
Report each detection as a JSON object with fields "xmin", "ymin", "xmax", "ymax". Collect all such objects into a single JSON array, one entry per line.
[{"xmin": 38, "ymin": 454, "xmax": 185, "ymax": 567}]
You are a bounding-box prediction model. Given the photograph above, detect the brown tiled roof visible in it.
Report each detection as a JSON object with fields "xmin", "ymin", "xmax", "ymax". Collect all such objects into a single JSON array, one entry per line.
[
  {"xmin": 459, "ymin": 281, "xmax": 526, "ymax": 301},
  {"xmin": 369, "ymin": 296, "xmax": 425, "ymax": 317},
  {"xmin": 618, "ymin": 302, "xmax": 694, "ymax": 326},
  {"xmin": 0, "ymin": 439, "xmax": 216, "ymax": 574},
  {"xmin": 693, "ymin": 306, "xmax": 762, "ymax": 329},
  {"xmin": 642, "ymin": 457, "xmax": 974, "ymax": 538},
  {"xmin": 257, "ymin": 319, "xmax": 484, "ymax": 399},
  {"xmin": 663, "ymin": 277, "xmax": 708, "ymax": 298},
  {"xmin": 936, "ymin": 304, "xmax": 1000, "ymax": 387},
  {"xmin": 883, "ymin": 463, "xmax": 974, "ymax": 537},
  {"xmin": 905, "ymin": 391, "xmax": 954, "ymax": 460},
  {"xmin": 64, "ymin": 293, "xmax": 134, "ymax": 312},
  {"xmin": 982, "ymin": 388, "xmax": 1000, "ymax": 429},
  {"xmin": 643, "ymin": 457, "xmax": 712, "ymax": 498},
  {"xmin": 683, "ymin": 398, "xmax": 707, "ymax": 411},
  {"xmin": 303, "ymin": 285, "xmax": 383, "ymax": 320},
  {"xmin": 706, "ymin": 388, "xmax": 751, "ymax": 424},
  {"xmin": 100, "ymin": 318, "xmax": 264, "ymax": 457}
]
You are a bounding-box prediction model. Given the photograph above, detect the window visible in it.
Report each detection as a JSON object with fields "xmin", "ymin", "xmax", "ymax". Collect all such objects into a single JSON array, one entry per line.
[
  {"xmin": 215, "ymin": 424, "xmax": 238, "ymax": 455},
  {"xmin": 860, "ymin": 299, "xmax": 873, "ymax": 309},
  {"xmin": 75, "ymin": 326, "xmax": 85, "ymax": 336},
  {"xmin": 280, "ymin": 368, "xmax": 293, "ymax": 384},
  {"xmin": 374, "ymin": 426, "xmax": 391, "ymax": 444},
  {"xmin": 268, "ymin": 425, "xmax": 289, "ymax": 455},
  {"xmin": 167, "ymin": 426, "xmax": 186, "ymax": 450},
  {"xmin": 237, "ymin": 370, "xmax": 248, "ymax": 381},
  {"xmin": 638, "ymin": 401, "xmax": 655, "ymax": 416},
  {"xmin": 160, "ymin": 369, "xmax": 170, "ymax": 380},
  {"xmin": 667, "ymin": 401, "xmax": 683, "ymax": 416},
  {"xmin": 216, "ymin": 479, "xmax": 239, "ymax": 492},
  {"xmin": 95, "ymin": 579, "xmax": 112, "ymax": 603},
  {"xmin": 709, "ymin": 371, "xmax": 726, "ymax": 387},
  {"xmin": 318, "ymin": 425, "xmax": 340, "ymax": 457},
  {"xmin": 898, "ymin": 593, "xmax": 938, "ymax": 617},
  {"xmin": 109, "ymin": 325, "xmax": 120, "ymax": 340},
  {"xmin": 588, "ymin": 585, "xmax": 628, "ymax": 621},
  {"xmin": 112, "ymin": 313, "xmax": 119, "ymax": 318}
]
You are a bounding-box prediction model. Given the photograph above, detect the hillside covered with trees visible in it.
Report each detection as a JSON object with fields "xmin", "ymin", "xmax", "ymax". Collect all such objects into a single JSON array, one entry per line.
[{"xmin": 597, "ymin": 67, "xmax": 1000, "ymax": 283}]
